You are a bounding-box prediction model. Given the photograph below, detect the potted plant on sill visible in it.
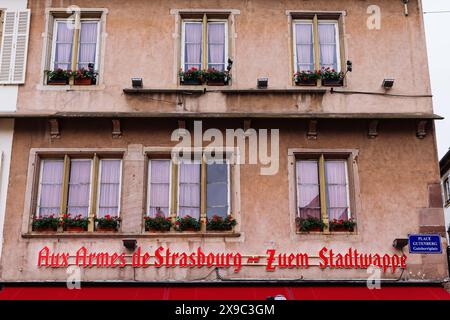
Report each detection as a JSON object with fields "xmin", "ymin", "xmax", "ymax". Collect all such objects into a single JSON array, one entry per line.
[
  {"xmin": 61, "ymin": 213, "xmax": 89, "ymax": 232},
  {"xmin": 319, "ymin": 67, "xmax": 344, "ymax": 87},
  {"xmin": 179, "ymin": 67, "xmax": 203, "ymax": 85},
  {"xmin": 206, "ymin": 214, "xmax": 236, "ymax": 231},
  {"xmin": 329, "ymin": 218, "xmax": 356, "ymax": 232},
  {"xmin": 175, "ymin": 215, "xmax": 201, "ymax": 232},
  {"xmin": 95, "ymin": 214, "xmax": 120, "ymax": 232},
  {"xmin": 73, "ymin": 67, "xmax": 97, "ymax": 85},
  {"xmin": 296, "ymin": 216, "xmax": 325, "ymax": 232},
  {"xmin": 203, "ymin": 68, "xmax": 230, "ymax": 86},
  {"xmin": 293, "ymin": 70, "xmax": 319, "ymax": 86},
  {"xmin": 45, "ymin": 69, "xmax": 71, "ymax": 85},
  {"xmin": 145, "ymin": 213, "xmax": 173, "ymax": 232},
  {"xmin": 32, "ymin": 215, "xmax": 59, "ymax": 232}
]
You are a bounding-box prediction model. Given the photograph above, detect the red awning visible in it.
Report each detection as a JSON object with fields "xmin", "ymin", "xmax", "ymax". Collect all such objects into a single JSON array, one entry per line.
[{"xmin": 0, "ymin": 286, "xmax": 449, "ymax": 300}]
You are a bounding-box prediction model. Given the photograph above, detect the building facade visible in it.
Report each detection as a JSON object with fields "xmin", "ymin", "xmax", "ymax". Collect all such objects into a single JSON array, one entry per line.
[
  {"xmin": 0, "ymin": 0, "xmax": 448, "ymax": 286},
  {"xmin": 440, "ymin": 149, "xmax": 450, "ymax": 244}
]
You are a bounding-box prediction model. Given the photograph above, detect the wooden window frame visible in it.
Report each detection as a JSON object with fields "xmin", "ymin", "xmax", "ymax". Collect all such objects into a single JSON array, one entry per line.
[
  {"xmin": 288, "ymin": 148, "xmax": 360, "ymax": 235},
  {"xmin": 290, "ymin": 12, "xmax": 345, "ymax": 86},
  {"xmin": 23, "ymin": 149, "xmax": 124, "ymax": 234},
  {"xmin": 41, "ymin": 8, "xmax": 108, "ymax": 88},
  {"xmin": 180, "ymin": 16, "xmax": 229, "ymax": 71},
  {"xmin": 145, "ymin": 148, "xmax": 236, "ymax": 233},
  {"xmin": 96, "ymin": 158, "xmax": 123, "ymax": 221},
  {"xmin": 49, "ymin": 18, "xmax": 101, "ymax": 79},
  {"xmin": 146, "ymin": 159, "xmax": 173, "ymax": 218}
]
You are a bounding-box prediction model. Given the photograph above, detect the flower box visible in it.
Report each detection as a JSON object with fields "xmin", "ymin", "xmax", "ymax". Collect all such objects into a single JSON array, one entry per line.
[
  {"xmin": 96, "ymin": 226, "xmax": 117, "ymax": 232},
  {"xmin": 95, "ymin": 215, "xmax": 120, "ymax": 232},
  {"xmin": 66, "ymin": 226, "xmax": 86, "ymax": 232},
  {"xmin": 293, "ymin": 71, "xmax": 319, "ymax": 87},
  {"xmin": 145, "ymin": 213, "xmax": 173, "ymax": 232},
  {"xmin": 321, "ymin": 79, "xmax": 344, "ymax": 87},
  {"xmin": 296, "ymin": 216, "xmax": 325, "ymax": 233},
  {"xmin": 47, "ymin": 79, "xmax": 68, "ymax": 85},
  {"xmin": 330, "ymin": 226, "xmax": 354, "ymax": 232},
  {"xmin": 33, "ymin": 226, "xmax": 57, "ymax": 233},
  {"xmin": 206, "ymin": 215, "xmax": 236, "ymax": 231},
  {"xmin": 329, "ymin": 218, "xmax": 356, "ymax": 232},
  {"xmin": 74, "ymin": 78, "xmax": 94, "ymax": 85},
  {"xmin": 175, "ymin": 215, "xmax": 201, "ymax": 232},
  {"xmin": 32, "ymin": 215, "xmax": 60, "ymax": 232},
  {"xmin": 206, "ymin": 77, "xmax": 228, "ymax": 86},
  {"xmin": 295, "ymin": 79, "xmax": 317, "ymax": 86},
  {"xmin": 307, "ymin": 226, "xmax": 323, "ymax": 232},
  {"xmin": 181, "ymin": 79, "xmax": 203, "ymax": 85}
]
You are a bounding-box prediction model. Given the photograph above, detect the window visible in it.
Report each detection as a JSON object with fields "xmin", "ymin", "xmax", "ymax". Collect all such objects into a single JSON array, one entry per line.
[
  {"xmin": 445, "ymin": 178, "xmax": 450, "ymax": 204},
  {"xmin": 51, "ymin": 19, "xmax": 100, "ymax": 70},
  {"xmin": 181, "ymin": 17, "xmax": 228, "ymax": 71},
  {"xmin": 0, "ymin": 9, "xmax": 31, "ymax": 84},
  {"xmin": 293, "ymin": 17, "xmax": 341, "ymax": 73},
  {"xmin": 43, "ymin": 10, "xmax": 105, "ymax": 86},
  {"xmin": 147, "ymin": 159, "xmax": 172, "ymax": 217},
  {"xmin": 295, "ymin": 154, "xmax": 352, "ymax": 230},
  {"xmin": 97, "ymin": 159, "xmax": 122, "ymax": 217},
  {"xmin": 147, "ymin": 155, "xmax": 232, "ymax": 231},
  {"xmin": 35, "ymin": 155, "xmax": 122, "ymax": 231}
]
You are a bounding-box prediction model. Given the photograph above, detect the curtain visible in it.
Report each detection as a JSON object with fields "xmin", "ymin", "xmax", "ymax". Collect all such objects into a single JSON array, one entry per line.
[
  {"xmin": 325, "ymin": 160, "xmax": 349, "ymax": 220},
  {"xmin": 295, "ymin": 23, "xmax": 314, "ymax": 71},
  {"xmin": 38, "ymin": 160, "xmax": 64, "ymax": 217},
  {"xmin": 67, "ymin": 159, "xmax": 92, "ymax": 217},
  {"xmin": 78, "ymin": 21, "xmax": 98, "ymax": 69},
  {"xmin": 54, "ymin": 21, "xmax": 74, "ymax": 70},
  {"xmin": 208, "ymin": 23, "xmax": 225, "ymax": 71},
  {"xmin": 149, "ymin": 160, "xmax": 171, "ymax": 217},
  {"xmin": 206, "ymin": 163, "xmax": 228, "ymax": 218},
  {"xmin": 98, "ymin": 160, "xmax": 121, "ymax": 218},
  {"xmin": 178, "ymin": 162, "xmax": 201, "ymax": 218},
  {"xmin": 296, "ymin": 160, "xmax": 321, "ymax": 219},
  {"xmin": 184, "ymin": 22, "xmax": 202, "ymax": 70},
  {"xmin": 318, "ymin": 23, "xmax": 338, "ymax": 70}
]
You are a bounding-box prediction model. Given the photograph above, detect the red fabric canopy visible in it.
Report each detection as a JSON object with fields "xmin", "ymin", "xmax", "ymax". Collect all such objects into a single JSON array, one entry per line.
[{"xmin": 0, "ymin": 285, "xmax": 449, "ymax": 300}]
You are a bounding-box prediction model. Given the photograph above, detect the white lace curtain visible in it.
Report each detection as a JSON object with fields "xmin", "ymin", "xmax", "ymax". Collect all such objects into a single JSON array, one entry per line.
[
  {"xmin": 296, "ymin": 159, "xmax": 349, "ymax": 220},
  {"xmin": 54, "ymin": 20, "xmax": 98, "ymax": 70},
  {"xmin": 295, "ymin": 22, "xmax": 338, "ymax": 72},
  {"xmin": 148, "ymin": 160, "xmax": 171, "ymax": 217},
  {"xmin": 184, "ymin": 22, "xmax": 202, "ymax": 70},
  {"xmin": 318, "ymin": 23, "xmax": 338, "ymax": 70},
  {"xmin": 67, "ymin": 159, "xmax": 92, "ymax": 217},
  {"xmin": 178, "ymin": 162, "xmax": 201, "ymax": 218},
  {"xmin": 38, "ymin": 160, "xmax": 64, "ymax": 217},
  {"xmin": 97, "ymin": 159, "xmax": 121, "ymax": 217},
  {"xmin": 207, "ymin": 23, "xmax": 226, "ymax": 71},
  {"xmin": 295, "ymin": 23, "xmax": 314, "ymax": 72}
]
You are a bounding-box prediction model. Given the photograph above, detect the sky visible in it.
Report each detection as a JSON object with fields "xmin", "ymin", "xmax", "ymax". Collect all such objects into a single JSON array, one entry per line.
[{"xmin": 422, "ymin": 0, "xmax": 450, "ymax": 159}]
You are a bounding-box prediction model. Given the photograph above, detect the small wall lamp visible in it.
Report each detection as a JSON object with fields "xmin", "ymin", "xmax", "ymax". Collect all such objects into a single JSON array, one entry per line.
[
  {"xmin": 131, "ymin": 78, "xmax": 143, "ymax": 88},
  {"xmin": 382, "ymin": 79, "xmax": 395, "ymax": 89},
  {"xmin": 392, "ymin": 238, "xmax": 408, "ymax": 250},
  {"xmin": 257, "ymin": 77, "xmax": 268, "ymax": 89},
  {"xmin": 123, "ymin": 239, "xmax": 137, "ymax": 250}
]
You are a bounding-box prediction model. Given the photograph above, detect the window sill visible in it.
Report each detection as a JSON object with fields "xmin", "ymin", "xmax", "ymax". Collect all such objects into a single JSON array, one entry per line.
[
  {"xmin": 296, "ymin": 231, "xmax": 357, "ymax": 236},
  {"xmin": 37, "ymin": 84, "xmax": 106, "ymax": 91},
  {"xmin": 22, "ymin": 231, "xmax": 241, "ymax": 239}
]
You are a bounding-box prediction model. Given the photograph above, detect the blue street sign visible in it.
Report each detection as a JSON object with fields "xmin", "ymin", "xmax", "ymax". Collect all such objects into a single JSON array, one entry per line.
[{"xmin": 408, "ymin": 234, "xmax": 442, "ymax": 254}]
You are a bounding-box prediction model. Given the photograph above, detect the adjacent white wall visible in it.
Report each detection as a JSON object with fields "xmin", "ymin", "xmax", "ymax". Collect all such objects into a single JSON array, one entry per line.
[{"xmin": 0, "ymin": 0, "xmax": 27, "ymax": 258}]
